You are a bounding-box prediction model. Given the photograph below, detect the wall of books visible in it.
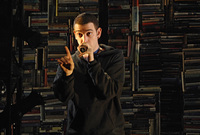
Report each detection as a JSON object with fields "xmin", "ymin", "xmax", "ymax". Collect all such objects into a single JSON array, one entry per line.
[
  {"xmin": 136, "ymin": 0, "xmax": 183, "ymax": 134},
  {"xmin": 134, "ymin": 0, "xmax": 200, "ymax": 135},
  {"xmin": 179, "ymin": 0, "xmax": 200, "ymax": 134},
  {"xmin": 22, "ymin": 0, "xmax": 99, "ymax": 135},
  {"xmin": 1, "ymin": 0, "xmax": 200, "ymax": 134}
]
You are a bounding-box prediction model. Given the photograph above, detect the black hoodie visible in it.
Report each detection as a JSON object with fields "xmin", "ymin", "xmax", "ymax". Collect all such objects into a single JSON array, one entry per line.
[{"xmin": 53, "ymin": 44, "xmax": 125, "ymax": 135}]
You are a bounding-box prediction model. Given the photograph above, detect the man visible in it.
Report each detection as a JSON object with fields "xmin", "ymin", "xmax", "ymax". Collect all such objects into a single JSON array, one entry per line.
[{"xmin": 53, "ymin": 12, "xmax": 125, "ymax": 135}]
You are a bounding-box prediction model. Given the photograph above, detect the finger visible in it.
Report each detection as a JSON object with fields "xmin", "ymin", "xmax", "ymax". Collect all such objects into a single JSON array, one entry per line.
[
  {"xmin": 79, "ymin": 52, "xmax": 87, "ymax": 58},
  {"xmin": 61, "ymin": 57, "xmax": 69, "ymax": 64},
  {"xmin": 65, "ymin": 46, "xmax": 73, "ymax": 61},
  {"xmin": 65, "ymin": 46, "xmax": 71, "ymax": 56},
  {"xmin": 58, "ymin": 57, "xmax": 69, "ymax": 65},
  {"xmin": 58, "ymin": 59, "xmax": 69, "ymax": 70},
  {"xmin": 57, "ymin": 59, "xmax": 63, "ymax": 65},
  {"xmin": 57, "ymin": 59, "xmax": 66, "ymax": 70},
  {"xmin": 58, "ymin": 57, "xmax": 67, "ymax": 65},
  {"xmin": 78, "ymin": 53, "xmax": 82, "ymax": 58},
  {"xmin": 59, "ymin": 63, "xmax": 64, "ymax": 68}
]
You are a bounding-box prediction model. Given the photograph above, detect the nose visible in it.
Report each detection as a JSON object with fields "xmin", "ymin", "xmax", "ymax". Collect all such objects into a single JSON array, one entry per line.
[{"xmin": 82, "ymin": 34, "xmax": 88, "ymax": 43}]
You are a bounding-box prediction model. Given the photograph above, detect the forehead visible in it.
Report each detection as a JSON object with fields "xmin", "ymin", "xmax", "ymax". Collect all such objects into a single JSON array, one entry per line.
[{"xmin": 74, "ymin": 22, "xmax": 96, "ymax": 32}]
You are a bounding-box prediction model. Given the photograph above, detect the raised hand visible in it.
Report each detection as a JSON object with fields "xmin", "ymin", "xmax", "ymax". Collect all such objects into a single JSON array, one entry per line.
[{"xmin": 57, "ymin": 46, "xmax": 74, "ymax": 76}]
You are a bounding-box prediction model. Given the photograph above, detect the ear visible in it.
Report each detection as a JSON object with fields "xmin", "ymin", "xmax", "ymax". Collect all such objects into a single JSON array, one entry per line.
[
  {"xmin": 97, "ymin": 27, "xmax": 102, "ymax": 39},
  {"xmin": 73, "ymin": 31, "xmax": 76, "ymax": 39}
]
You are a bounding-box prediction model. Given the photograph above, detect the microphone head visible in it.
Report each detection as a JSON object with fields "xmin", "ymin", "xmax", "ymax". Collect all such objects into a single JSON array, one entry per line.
[{"xmin": 79, "ymin": 43, "xmax": 88, "ymax": 53}]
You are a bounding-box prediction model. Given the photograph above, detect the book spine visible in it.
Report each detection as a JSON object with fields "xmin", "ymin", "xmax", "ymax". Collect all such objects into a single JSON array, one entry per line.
[{"xmin": 132, "ymin": 0, "xmax": 139, "ymax": 32}]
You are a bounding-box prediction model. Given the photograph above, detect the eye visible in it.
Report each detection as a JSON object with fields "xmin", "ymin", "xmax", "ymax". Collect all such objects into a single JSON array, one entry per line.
[
  {"xmin": 78, "ymin": 33, "xmax": 83, "ymax": 38},
  {"xmin": 87, "ymin": 32, "xmax": 92, "ymax": 36}
]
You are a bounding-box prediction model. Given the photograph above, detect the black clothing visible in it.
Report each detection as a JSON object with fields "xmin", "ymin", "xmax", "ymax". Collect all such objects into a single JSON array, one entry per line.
[{"xmin": 53, "ymin": 44, "xmax": 125, "ymax": 135}]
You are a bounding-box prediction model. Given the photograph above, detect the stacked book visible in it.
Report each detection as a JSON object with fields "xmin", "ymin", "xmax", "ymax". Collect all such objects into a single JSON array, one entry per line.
[
  {"xmin": 108, "ymin": 0, "xmax": 131, "ymax": 56},
  {"xmin": 24, "ymin": 0, "xmax": 40, "ymax": 11},
  {"xmin": 29, "ymin": 12, "xmax": 48, "ymax": 46},
  {"xmin": 137, "ymin": 32, "xmax": 162, "ymax": 92},
  {"xmin": 80, "ymin": 0, "xmax": 99, "ymax": 14},
  {"xmin": 55, "ymin": 0, "xmax": 80, "ymax": 23},
  {"xmin": 21, "ymin": 106, "xmax": 41, "ymax": 134},
  {"xmin": 139, "ymin": 1, "xmax": 165, "ymax": 32},
  {"xmin": 182, "ymin": 34, "xmax": 200, "ymax": 134},
  {"xmin": 47, "ymin": 24, "xmax": 69, "ymax": 87},
  {"xmin": 39, "ymin": 87, "xmax": 67, "ymax": 134},
  {"xmin": 121, "ymin": 57, "xmax": 133, "ymax": 134},
  {"xmin": 159, "ymin": 33, "xmax": 183, "ymax": 135},
  {"xmin": 173, "ymin": 0, "xmax": 200, "ymax": 33},
  {"xmin": 21, "ymin": 48, "xmax": 36, "ymax": 88},
  {"xmin": 121, "ymin": 92, "xmax": 160, "ymax": 135}
]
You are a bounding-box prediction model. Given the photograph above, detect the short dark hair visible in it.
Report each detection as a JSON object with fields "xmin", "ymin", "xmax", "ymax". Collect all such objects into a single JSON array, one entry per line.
[{"xmin": 73, "ymin": 12, "xmax": 99, "ymax": 30}]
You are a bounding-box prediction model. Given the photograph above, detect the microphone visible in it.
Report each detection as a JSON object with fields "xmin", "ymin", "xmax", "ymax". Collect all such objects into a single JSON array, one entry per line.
[{"xmin": 79, "ymin": 43, "xmax": 88, "ymax": 53}]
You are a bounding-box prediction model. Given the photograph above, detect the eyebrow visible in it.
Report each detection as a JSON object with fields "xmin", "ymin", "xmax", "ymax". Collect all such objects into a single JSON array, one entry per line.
[{"xmin": 74, "ymin": 29, "xmax": 93, "ymax": 32}]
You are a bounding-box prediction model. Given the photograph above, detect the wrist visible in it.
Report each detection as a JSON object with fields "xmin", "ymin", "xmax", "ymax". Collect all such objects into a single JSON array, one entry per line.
[
  {"xmin": 88, "ymin": 53, "xmax": 94, "ymax": 62},
  {"xmin": 88, "ymin": 59, "xmax": 96, "ymax": 66}
]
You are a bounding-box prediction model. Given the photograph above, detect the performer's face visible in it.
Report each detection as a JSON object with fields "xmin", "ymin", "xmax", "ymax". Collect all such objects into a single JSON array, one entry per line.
[{"xmin": 74, "ymin": 22, "xmax": 102, "ymax": 52}]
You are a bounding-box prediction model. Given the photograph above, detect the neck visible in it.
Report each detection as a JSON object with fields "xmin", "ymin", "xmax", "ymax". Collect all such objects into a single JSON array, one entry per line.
[{"xmin": 93, "ymin": 44, "xmax": 99, "ymax": 53}]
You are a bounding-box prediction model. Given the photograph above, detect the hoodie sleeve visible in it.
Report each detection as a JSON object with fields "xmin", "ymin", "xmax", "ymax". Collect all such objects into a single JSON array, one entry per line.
[{"xmin": 52, "ymin": 65, "xmax": 78, "ymax": 105}]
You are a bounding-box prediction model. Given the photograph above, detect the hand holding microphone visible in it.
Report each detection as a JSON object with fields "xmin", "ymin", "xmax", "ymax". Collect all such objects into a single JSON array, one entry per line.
[
  {"xmin": 77, "ymin": 43, "xmax": 89, "ymax": 58},
  {"xmin": 77, "ymin": 43, "xmax": 94, "ymax": 62},
  {"xmin": 79, "ymin": 43, "xmax": 88, "ymax": 53}
]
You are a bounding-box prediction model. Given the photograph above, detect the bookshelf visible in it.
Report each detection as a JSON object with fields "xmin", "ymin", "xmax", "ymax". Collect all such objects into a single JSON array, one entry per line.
[
  {"xmin": 135, "ymin": 0, "xmax": 183, "ymax": 134},
  {"xmin": 2, "ymin": 0, "xmax": 200, "ymax": 134},
  {"xmin": 182, "ymin": 34, "xmax": 200, "ymax": 134},
  {"xmin": 19, "ymin": 1, "xmax": 48, "ymax": 135},
  {"xmin": 134, "ymin": 0, "xmax": 200, "ymax": 135},
  {"xmin": 121, "ymin": 91, "xmax": 160, "ymax": 135},
  {"xmin": 108, "ymin": 0, "xmax": 131, "ymax": 56}
]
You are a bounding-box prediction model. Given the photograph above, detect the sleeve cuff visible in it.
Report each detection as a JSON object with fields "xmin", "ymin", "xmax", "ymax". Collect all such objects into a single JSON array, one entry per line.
[
  {"xmin": 62, "ymin": 72, "xmax": 74, "ymax": 79},
  {"xmin": 88, "ymin": 60, "xmax": 97, "ymax": 67}
]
